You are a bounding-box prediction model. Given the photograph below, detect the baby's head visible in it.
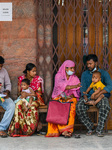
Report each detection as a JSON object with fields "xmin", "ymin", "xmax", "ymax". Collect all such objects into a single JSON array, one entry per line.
[
  {"xmin": 92, "ymin": 71, "xmax": 101, "ymax": 84},
  {"xmin": 21, "ymin": 79, "xmax": 30, "ymax": 90}
]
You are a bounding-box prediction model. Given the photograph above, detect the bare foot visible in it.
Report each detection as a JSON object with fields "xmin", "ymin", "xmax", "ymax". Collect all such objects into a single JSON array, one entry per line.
[{"xmin": 62, "ymin": 131, "xmax": 72, "ymax": 137}]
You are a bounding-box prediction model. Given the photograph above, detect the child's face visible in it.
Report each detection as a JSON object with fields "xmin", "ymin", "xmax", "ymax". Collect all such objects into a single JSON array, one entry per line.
[
  {"xmin": 92, "ymin": 73, "xmax": 101, "ymax": 83},
  {"xmin": 21, "ymin": 82, "xmax": 29, "ymax": 90}
]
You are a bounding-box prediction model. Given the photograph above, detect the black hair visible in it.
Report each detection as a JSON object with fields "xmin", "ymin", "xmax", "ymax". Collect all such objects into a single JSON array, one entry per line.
[
  {"xmin": 21, "ymin": 79, "xmax": 30, "ymax": 85},
  {"xmin": 92, "ymin": 71, "xmax": 101, "ymax": 77},
  {"xmin": 86, "ymin": 54, "xmax": 98, "ymax": 63},
  {"xmin": 23, "ymin": 63, "xmax": 36, "ymax": 74},
  {"xmin": 0, "ymin": 56, "xmax": 5, "ymax": 64}
]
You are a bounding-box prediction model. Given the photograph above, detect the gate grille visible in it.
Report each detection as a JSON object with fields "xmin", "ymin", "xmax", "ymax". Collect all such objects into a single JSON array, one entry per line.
[{"xmin": 37, "ymin": 0, "xmax": 112, "ymax": 129}]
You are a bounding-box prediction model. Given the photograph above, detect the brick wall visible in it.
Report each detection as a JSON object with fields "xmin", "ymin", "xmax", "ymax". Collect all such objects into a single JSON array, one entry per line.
[{"xmin": 0, "ymin": 0, "xmax": 37, "ymax": 99}]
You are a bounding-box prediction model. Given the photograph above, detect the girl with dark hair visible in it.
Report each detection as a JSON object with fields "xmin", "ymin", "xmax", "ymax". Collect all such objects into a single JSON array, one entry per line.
[{"xmin": 8, "ymin": 63, "xmax": 44, "ymax": 137}]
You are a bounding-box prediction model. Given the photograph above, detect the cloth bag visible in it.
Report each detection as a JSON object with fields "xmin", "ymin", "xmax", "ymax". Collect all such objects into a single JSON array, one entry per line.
[{"xmin": 46, "ymin": 100, "xmax": 71, "ymax": 125}]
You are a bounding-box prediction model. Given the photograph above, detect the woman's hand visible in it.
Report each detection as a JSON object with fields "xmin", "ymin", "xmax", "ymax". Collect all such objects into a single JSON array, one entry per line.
[
  {"xmin": 61, "ymin": 96, "xmax": 71, "ymax": 102},
  {"xmin": 21, "ymin": 92, "xmax": 28, "ymax": 98},
  {"xmin": 70, "ymin": 94, "xmax": 74, "ymax": 98},
  {"xmin": 76, "ymin": 83, "xmax": 82, "ymax": 88},
  {"xmin": 65, "ymin": 83, "xmax": 81, "ymax": 90}
]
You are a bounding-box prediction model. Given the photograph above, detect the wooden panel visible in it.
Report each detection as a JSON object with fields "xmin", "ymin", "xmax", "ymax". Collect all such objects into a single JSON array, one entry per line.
[{"xmin": 88, "ymin": 0, "xmax": 95, "ymax": 53}]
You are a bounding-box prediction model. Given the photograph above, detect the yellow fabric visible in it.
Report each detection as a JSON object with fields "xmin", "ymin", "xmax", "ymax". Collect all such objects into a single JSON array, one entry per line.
[
  {"xmin": 46, "ymin": 97, "xmax": 77, "ymax": 137},
  {"xmin": 90, "ymin": 81, "xmax": 105, "ymax": 91}
]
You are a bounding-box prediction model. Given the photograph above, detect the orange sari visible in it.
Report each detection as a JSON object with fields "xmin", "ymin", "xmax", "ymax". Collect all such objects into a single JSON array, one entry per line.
[{"xmin": 46, "ymin": 97, "xmax": 77, "ymax": 137}]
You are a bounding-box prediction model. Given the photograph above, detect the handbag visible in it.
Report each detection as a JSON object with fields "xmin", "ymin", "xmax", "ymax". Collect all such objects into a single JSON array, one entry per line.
[{"xmin": 46, "ymin": 100, "xmax": 71, "ymax": 125}]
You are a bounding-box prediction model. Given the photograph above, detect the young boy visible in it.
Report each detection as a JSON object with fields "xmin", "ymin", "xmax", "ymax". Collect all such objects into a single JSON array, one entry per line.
[{"xmin": 83, "ymin": 71, "xmax": 110, "ymax": 105}]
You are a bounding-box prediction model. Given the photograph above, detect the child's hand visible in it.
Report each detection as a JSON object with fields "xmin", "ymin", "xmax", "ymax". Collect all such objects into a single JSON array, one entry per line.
[
  {"xmin": 21, "ymin": 92, "xmax": 28, "ymax": 98},
  {"xmin": 83, "ymin": 92, "xmax": 87, "ymax": 95}
]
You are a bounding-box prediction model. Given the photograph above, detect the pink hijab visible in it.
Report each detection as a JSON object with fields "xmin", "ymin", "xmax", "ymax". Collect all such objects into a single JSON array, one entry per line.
[{"xmin": 52, "ymin": 60, "xmax": 80, "ymax": 99}]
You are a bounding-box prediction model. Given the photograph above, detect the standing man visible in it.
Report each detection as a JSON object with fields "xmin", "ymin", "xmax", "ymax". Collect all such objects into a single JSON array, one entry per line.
[
  {"xmin": 76, "ymin": 54, "xmax": 112, "ymax": 137},
  {"xmin": 0, "ymin": 56, "xmax": 15, "ymax": 137}
]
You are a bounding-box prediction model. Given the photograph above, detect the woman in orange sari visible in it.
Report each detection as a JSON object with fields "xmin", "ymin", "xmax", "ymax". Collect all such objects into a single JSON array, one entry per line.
[{"xmin": 46, "ymin": 60, "xmax": 81, "ymax": 138}]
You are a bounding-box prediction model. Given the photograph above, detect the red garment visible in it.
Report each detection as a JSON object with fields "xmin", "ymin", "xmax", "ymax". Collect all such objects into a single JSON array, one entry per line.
[
  {"xmin": 8, "ymin": 101, "xmax": 39, "ymax": 137},
  {"xmin": 18, "ymin": 75, "xmax": 45, "ymax": 105},
  {"xmin": 18, "ymin": 75, "xmax": 44, "ymax": 93}
]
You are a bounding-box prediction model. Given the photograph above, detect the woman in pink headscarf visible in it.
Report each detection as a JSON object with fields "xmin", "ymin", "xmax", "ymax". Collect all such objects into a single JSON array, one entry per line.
[{"xmin": 46, "ymin": 60, "xmax": 81, "ymax": 138}]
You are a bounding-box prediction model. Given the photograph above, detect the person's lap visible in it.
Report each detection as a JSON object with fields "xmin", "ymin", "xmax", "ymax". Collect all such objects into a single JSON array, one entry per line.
[
  {"xmin": 8, "ymin": 100, "xmax": 39, "ymax": 136},
  {"xmin": 0, "ymin": 97, "xmax": 15, "ymax": 137},
  {"xmin": 46, "ymin": 97, "xmax": 77, "ymax": 137},
  {"xmin": 76, "ymin": 96, "xmax": 110, "ymax": 135}
]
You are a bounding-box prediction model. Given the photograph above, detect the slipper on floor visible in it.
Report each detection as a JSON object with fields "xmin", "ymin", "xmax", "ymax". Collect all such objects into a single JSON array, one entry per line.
[
  {"xmin": 86, "ymin": 130, "xmax": 95, "ymax": 136},
  {"xmin": 0, "ymin": 131, "xmax": 8, "ymax": 138},
  {"xmin": 64, "ymin": 135, "xmax": 71, "ymax": 138},
  {"xmin": 97, "ymin": 132, "xmax": 104, "ymax": 137},
  {"xmin": 37, "ymin": 131, "xmax": 46, "ymax": 136},
  {"xmin": 75, "ymin": 134, "xmax": 80, "ymax": 138}
]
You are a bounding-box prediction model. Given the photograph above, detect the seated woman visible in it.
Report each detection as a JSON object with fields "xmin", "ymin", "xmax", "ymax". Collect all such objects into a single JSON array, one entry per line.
[
  {"xmin": 8, "ymin": 63, "xmax": 44, "ymax": 137},
  {"xmin": 46, "ymin": 60, "xmax": 81, "ymax": 138}
]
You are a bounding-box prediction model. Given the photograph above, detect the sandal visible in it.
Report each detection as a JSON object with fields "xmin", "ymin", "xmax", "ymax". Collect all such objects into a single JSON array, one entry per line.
[
  {"xmin": 37, "ymin": 131, "xmax": 46, "ymax": 136},
  {"xmin": 0, "ymin": 131, "xmax": 8, "ymax": 138},
  {"xmin": 75, "ymin": 134, "xmax": 80, "ymax": 138},
  {"xmin": 62, "ymin": 131, "xmax": 72, "ymax": 138},
  {"xmin": 64, "ymin": 135, "xmax": 71, "ymax": 138},
  {"xmin": 86, "ymin": 130, "xmax": 95, "ymax": 136},
  {"xmin": 64, "ymin": 133, "xmax": 72, "ymax": 138},
  {"xmin": 97, "ymin": 132, "xmax": 104, "ymax": 137}
]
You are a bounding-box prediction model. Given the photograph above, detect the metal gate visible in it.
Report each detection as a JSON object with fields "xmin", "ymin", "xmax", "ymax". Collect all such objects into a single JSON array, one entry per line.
[{"xmin": 37, "ymin": 0, "xmax": 112, "ymax": 128}]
